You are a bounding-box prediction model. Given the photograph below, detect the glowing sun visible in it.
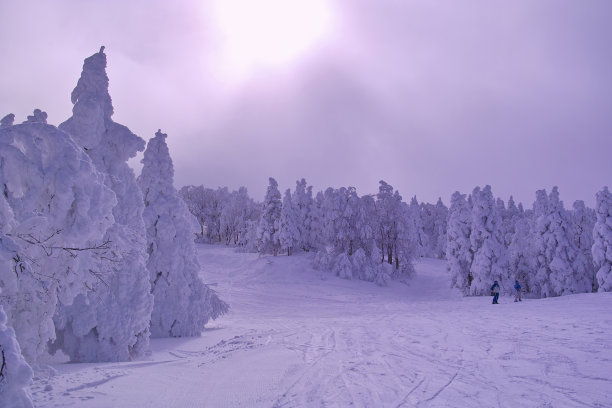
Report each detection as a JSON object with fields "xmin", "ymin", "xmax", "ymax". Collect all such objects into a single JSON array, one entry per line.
[{"xmin": 211, "ymin": 0, "xmax": 335, "ymax": 79}]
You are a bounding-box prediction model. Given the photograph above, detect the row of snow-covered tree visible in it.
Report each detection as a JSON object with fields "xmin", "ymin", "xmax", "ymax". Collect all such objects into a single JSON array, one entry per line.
[
  {"xmin": 0, "ymin": 49, "xmax": 227, "ymax": 406},
  {"xmin": 180, "ymin": 179, "xmax": 612, "ymax": 299},
  {"xmin": 181, "ymin": 178, "xmax": 449, "ymax": 285},
  {"xmin": 448, "ymin": 185, "xmax": 612, "ymax": 297}
]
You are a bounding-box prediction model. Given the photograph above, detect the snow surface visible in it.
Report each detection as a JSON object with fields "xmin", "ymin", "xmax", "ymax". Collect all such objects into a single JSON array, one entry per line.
[{"xmin": 31, "ymin": 245, "xmax": 612, "ymax": 407}]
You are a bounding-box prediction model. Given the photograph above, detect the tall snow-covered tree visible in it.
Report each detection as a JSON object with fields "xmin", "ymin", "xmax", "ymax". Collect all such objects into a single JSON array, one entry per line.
[
  {"xmin": 0, "ymin": 118, "xmax": 116, "ymax": 364},
  {"xmin": 532, "ymin": 187, "xmax": 590, "ymax": 297},
  {"xmin": 431, "ymin": 198, "xmax": 448, "ymax": 259},
  {"xmin": 571, "ymin": 200, "xmax": 596, "ymax": 291},
  {"xmin": 507, "ymin": 217, "xmax": 535, "ymax": 293},
  {"xmin": 52, "ymin": 47, "xmax": 154, "ymax": 362},
  {"xmin": 593, "ymin": 187, "xmax": 612, "ymax": 292},
  {"xmin": 447, "ymin": 191, "xmax": 473, "ymax": 294},
  {"xmin": 408, "ymin": 197, "xmax": 427, "ymax": 257},
  {"xmin": 137, "ymin": 130, "xmax": 228, "ymax": 337},
  {"xmin": 257, "ymin": 178, "xmax": 282, "ymax": 255},
  {"xmin": 469, "ymin": 186, "xmax": 508, "ymax": 296},
  {"xmin": 307, "ymin": 191, "xmax": 325, "ymax": 252},
  {"xmin": 375, "ymin": 181, "xmax": 414, "ymax": 276},
  {"xmin": 279, "ymin": 189, "xmax": 300, "ymax": 256},
  {"xmin": 292, "ymin": 179, "xmax": 314, "ymax": 251}
]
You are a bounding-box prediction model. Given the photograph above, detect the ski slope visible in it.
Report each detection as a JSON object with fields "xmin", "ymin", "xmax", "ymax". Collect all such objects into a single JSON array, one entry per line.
[{"xmin": 31, "ymin": 245, "xmax": 612, "ymax": 407}]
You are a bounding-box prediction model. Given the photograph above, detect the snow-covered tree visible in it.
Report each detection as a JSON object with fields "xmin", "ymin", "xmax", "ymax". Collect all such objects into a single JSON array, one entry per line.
[
  {"xmin": 431, "ymin": 198, "xmax": 448, "ymax": 259},
  {"xmin": 502, "ymin": 196, "xmax": 521, "ymax": 247},
  {"xmin": 375, "ymin": 181, "xmax": 414, "ymax": 277},
  {"xmin": 469, "ymin": 186, "xmax": 508, "ymax": 296},
  {"xmin": 218, "ymin": 187, "xmax": 259, "ymax": 247},
  {"xmin": 593, "ymin": 186, "xmax": 612, "ymax": 292},
  {"xmin": 292, "ymin": 179, "xmax": 314, "ymax": 251},
  {"xmin": 137, "ymin": 130, "xmax": 228, "ymax": 337},
  {"xmin": 279, "ymin": 189, "xmax": 300, "ymax": 255},
  {"xmin": 180, "ymin": 185, "xmax": 208, "ymax": 240},
  {"xmin": 532, "ymin": 187, "xmax": 590, "ymax": 297},
  {"xmin": 507, "ymin": 217, "xmax": 535, "ymax": 294},
  {"xmin": 408, "ymin": 197, "xmax": 427, "ymax": 257},
  {"xmin": 257, "ymin": 178, "xmax": 282, "ymax": 255},
  {"xmin": 0, "ymin": 303, "xmax": 33, "ymax": 408},
  {"xmin": 0, "ymin": 119, "xmax": 116, "ymax": 364},
  {"xmin": 571, "ymin": 200, "xmax": 596, "ymax": 291},
  {"xmin": 0, "ymin": 113, "xmax": 15, "ymax": 128},
  {"xmin": 0, "ymin": 197, "xmax": 33, "ymax": 408},
  {"xmin": 307, "ymin": 191, "xmax": 325, "ymax": 252},
  {"xmin": 447, "ymin": 192, "xmax": 473, "ymax": 294},
  {"xmin": 52, "ymin": 47, "xmax": 153, "ymax": 362}
]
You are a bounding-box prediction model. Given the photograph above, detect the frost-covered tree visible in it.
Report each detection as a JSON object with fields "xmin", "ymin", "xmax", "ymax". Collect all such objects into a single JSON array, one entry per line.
[
  {"xmin": 593, "ymin": 187, "xmax": 612, "ymax": 292},
  {"xmin": 0, "ymin": 113, "xmax": 15, "ymax": 128},
  {"xmin": 257, "ymin": 178, "xmax": 282, "ymax": 255},
  {"xmin": 279, "ymin": 189, "xmax": 300, "ymax": 255},
  {"xmin": 375, "ymin": 181, "xmax": 414, "ymax": 277},
  {"xmin": 307, "ymin": 191, "xmax": 325, "ymax": 252},
  {"xmin": 179, "ymin": 185, "xmax": 231, "ymax": 243},
  {"xmin": 179, "ymin": 185, "xmax": 207, "ymax": 240},
  {"xmin": 469, "ymin": 186, "xmax": 508, "ymax": 296},
  {"xmin": 508, "ymin": 217, "xmax": 535, "ymax": 294},
  {"xmin": 408, "ymin": 197, "xmax": 427, "ymax": 257},
  {"xmin": 52, "ymin": 47, "xmax": 153, "ymax": 362},
  {"xmin": 431, "ymin": 198, "xmax": 448, "ymax": 259},
  {"xmin": 502, "ymin": 196, "xmax": 521, "ymax": 247},
  {"xmin": 0, "ymin": 119, "xmax": 116, "ymax": 364},
  {"xmin": 292, "ymin": 179, "xmax": 314, "ymax": 251},
  {"xmin": 447, "ymin": 192, "xmax": 473, "ymax": 294},
  {"xmin": 0, "ymin": 303, "xmax": 33, "ymax": 408},
  {"xmin": 532, "ymin": 187, "xmax": 590, "ymax": 297},
  {"xmin": 571, "ymin": 200, "xmax": 596, "ymax": 291},
  {"xmin": 137, "ymin": 130, "xmax": 228, "ymax": 337},
  {"xmin": 219, "ymin": 187, "xmax": 259, "ymax": 247},
  {"xmin": 0, "ymin": 197, "xmax": 33, "ymax": 408}
]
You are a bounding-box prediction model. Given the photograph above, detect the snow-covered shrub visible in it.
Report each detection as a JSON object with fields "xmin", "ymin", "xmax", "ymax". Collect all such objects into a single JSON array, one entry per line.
[
  {"xmin": 52, "ymin": 47, "xmax": 153, "ymax": 362},
  {"xmin": 138, "ymin": 130, "xmax": 228, "ymax": 337},
  {"xmin": 593, "ymin": 187, "xmax": 612, "ymax": 292},
  {"xmin": 333, "ymin": 253, "xmax": 353, "ymax": 279}
]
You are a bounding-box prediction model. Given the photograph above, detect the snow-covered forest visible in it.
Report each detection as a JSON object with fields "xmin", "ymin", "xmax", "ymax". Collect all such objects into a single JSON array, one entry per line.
[
  {"xmin": 180, "ymin": 180, "xmax": 611, "ymax": 297},
  {"xmin": 1, "ymin": 49, "xmax": 611, "ymax": 407}
]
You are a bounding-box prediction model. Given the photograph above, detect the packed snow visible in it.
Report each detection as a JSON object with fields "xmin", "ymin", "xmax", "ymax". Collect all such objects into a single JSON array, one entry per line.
[{"xmin": 29, "ymin": 245, "xmax": 612, "ymax": 407}]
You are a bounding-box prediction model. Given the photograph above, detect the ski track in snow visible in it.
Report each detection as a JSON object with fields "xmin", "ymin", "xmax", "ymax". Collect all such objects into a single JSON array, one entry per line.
[{"xmin": 30, "ymin": 245, "xmax": 612, "ymax": 407}]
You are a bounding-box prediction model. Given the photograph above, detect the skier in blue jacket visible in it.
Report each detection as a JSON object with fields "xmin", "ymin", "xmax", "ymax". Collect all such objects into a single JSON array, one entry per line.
[
  {"xmin": 491, "ymin": 281, "xmax": 500, "ymax": 304},
  {"xmin": 514, "ymin": 280, "xmax": 522, "ymax": 302}
]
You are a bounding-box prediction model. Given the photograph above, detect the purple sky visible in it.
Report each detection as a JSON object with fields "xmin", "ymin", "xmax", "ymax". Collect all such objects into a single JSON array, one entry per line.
[{"xmin": 1, "ymin": 0, "xmax": 610, "ymax": 207}]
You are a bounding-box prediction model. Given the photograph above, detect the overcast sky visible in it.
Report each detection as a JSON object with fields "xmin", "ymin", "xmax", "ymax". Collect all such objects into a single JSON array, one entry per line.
[{"xmin": 1, "ymin": 0, "xmax": 610, "ymax": 206}]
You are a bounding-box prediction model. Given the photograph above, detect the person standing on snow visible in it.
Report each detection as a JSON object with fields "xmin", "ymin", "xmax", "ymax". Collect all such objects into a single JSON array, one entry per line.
[
  {"xmin": 514, "ymin": 280, "xmax": 522, "ymax": 302},
  {"xmin": 491, "ymin": 280, "xmax": 500, "ymax": 304}
]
